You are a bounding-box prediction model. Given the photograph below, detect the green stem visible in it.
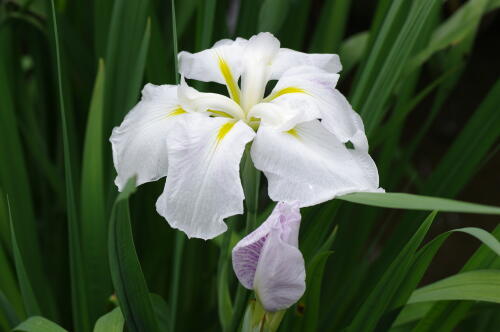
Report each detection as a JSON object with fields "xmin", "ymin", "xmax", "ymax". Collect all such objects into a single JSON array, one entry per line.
[
  {"xmin": 229, "ymin": 148, "xmax": 261, "ymax": 331},
  {"xmin": 217, "ymin": 219, "xmax": 235, "ymax": 332}
]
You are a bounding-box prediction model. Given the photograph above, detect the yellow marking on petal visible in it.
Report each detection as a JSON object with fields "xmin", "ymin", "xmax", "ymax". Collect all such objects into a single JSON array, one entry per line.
[
  {"xmin": 285, "ymin": 128, "xmax": 300, "ymax": 138},
  {"xmin": 217, "ymin": 121, "xmax": 236, "ymax": 143},
  {"xmin": 217, "ymin": 55, "xmax": 241, "ymax": 104},
  {"xmin": 265, "ymin": 87, "xmax": 306, "ymax": 102},
  {"xmin": 208, "ymin": 109, "xmax": 234, "ymax": 118},
  {"xmin": 167, "ymin": 107, "xmax": 187, "ymax": 117}
]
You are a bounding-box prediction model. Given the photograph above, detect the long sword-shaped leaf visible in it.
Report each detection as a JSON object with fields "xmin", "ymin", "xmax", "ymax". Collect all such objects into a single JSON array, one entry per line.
[
  {"xmin": 108, "ymin": 177, "xmax": 159, "ymax": 332},
  {"xmin": 8, "ymin": 199, "xmax": 40, "ymax": 317},
  {"xmin": 310, "ymin": 0, "xmax": 351, "ymax": 52},
  {"xmin": 49, "ymin": 1, "xmax": 89, "ymax": 330},
  {"xmin": 104, "ymin": 0, "xmax": 151, "ymax": 131},
  {"xmin": 338, "ymin": 192, "xmax": 500, "ymax": 215},
  {"xmin": 0, "ymin": 28, "xmax": 53, "ymax": 317},
  {"xmin": 347, "ymin": 212, "xmax": 437, "ymax": 332},
  {"xmin": 80, "ymin": 59, "xmax": 110, "ymax": 325},
  {"xmin": 408, "ymin": 270, "xmax": 500, "ymax": 304},
  {"xmin": 0, "ymin": 290, "xmax": 20, "ymax": 328},
  {"xmin": 352, "ymin": 0, "xmax": 441, "ymax": 135}
]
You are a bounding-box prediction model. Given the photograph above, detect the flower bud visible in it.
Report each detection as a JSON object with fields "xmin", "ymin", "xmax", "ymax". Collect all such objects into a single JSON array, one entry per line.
[{"xmin": 232, "ymin": 201, "xmax": 305, "ymax": 312}]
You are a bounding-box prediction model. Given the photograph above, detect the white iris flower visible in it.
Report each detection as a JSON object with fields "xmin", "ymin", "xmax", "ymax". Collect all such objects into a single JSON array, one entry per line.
[{"xmin": 110, "ymin": 32, "xmax": 383, "ymax": 240}]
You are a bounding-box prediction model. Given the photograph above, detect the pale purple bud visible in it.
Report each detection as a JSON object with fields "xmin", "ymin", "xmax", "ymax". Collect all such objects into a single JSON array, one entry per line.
[{"xmin": 232, "ymin": 201, "xmax": 305, "ymax": 312}]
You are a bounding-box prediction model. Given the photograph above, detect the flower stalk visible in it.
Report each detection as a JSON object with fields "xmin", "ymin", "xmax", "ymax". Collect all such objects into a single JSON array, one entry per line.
[
  {"xmin": 229, "ymin": 147, "xmax": 261, "ymax": 331},
  {"xmin": 241, "ymin": 300, "xmax": 285, "ymax": 332}
]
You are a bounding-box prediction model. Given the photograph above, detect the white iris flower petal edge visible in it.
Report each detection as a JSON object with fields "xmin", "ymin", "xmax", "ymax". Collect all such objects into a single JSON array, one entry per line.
[{"xmin": 110, "ymin": 32, "xmax": 383, "ymax": 240}]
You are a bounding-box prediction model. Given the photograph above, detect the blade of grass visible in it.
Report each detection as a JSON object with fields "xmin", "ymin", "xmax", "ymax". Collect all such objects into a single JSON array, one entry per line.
[
  {"xmin": 346, "ymin": 212, "xmax": 438, "ymax": 332},
  {"xmin": 351, "ymin": 0, "xmax": 442, "ymax": 135},
  {"xmin": 339, "ymin": 192, "xmax": 500, "ymax": 215},
  {"xmin": 412, "ymin": 225, "xmax": 500, "ymax": 331},
  {"xmin": 423, "ymin": 78, "xmax": 500, "ymax": 197},
  {"xmin": 104, "ymin": 0, "xmax": 151, "ymax": 130},
  {"xmin": 8, "ymin": 199, "xmax": 40, "ymax": 317},
  {"xmin": 150, "ymin": 294, "xmax": 171, "ymax": 332},
  {"xmin": 310, "ymin": 0, "xmax": 351, "ymax": 52},
  {"xmin": 257, "ymin": 0, "xmax": 290, "ymax": 34},
  {"xmin": 294, "ymin": 251, "xmax": 333, "ymax": 332},
  {"xmin": 0, "ymin": 191, "xmax": 24, "ymax": 320},
  {"xmin": 0, "ymin": 239, "xmax": 23, "ymax": 320},
  {"xmin": 370, "ymin": 78, "xmax": 500, "ymax": 288},
  {"xmin": 408, "ymin": 270, "xmax": 500, "ymax": 304},
  {"xmin": 379, "ymin": 226, "xmax": 500, "ymax": 330},
  {"xmin": 407, "ymin": 0, "xmax": 491, "ymax": 73},
  {"xmin": 338, "ymin": 31, "xmax": 369, "ymax": 75},
  {"xmin": 217, "ymin": 226, "xmax": 234, "ymax": 331},
  {"xmin": 80, "ymin": 59, "xmax": 110, "ymax": 325},
  {"xmin": 108, "ymin": 177, "xmax": 160, "ymax": 332},
  {"xmin": 195, "ymin": 0, "xmax": 216, "ymax": 51},
  {"xmin": 50, "ymin": 1, "xmax": 90, "ymax": 330},
  {"xmin": 0, "ymin": 290, "xmax": 20, "ymax": 329},
  {"xmin": 0, "ymin": 28, "xmax": 54, "ymax": 318}
]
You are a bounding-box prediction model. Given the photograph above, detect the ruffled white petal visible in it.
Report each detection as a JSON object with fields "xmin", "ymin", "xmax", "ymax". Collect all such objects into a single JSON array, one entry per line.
[
  {"xmin": 110, "ymin": 84, "xmax": 184, "ymax": 191},
  {"xmin": 269, "ymin": 66, "xmax": 368, "ymax": 150},
  {"xmin": 251, "ymin": 120, "xmax": 382, "ymax": 207},
  {"xmin": 178, "ymin": 37, "xmax": 247, "ymax": 85},
  {"xmin": 240, "ymin": 32, "xmax": 281, "ymax": 110},
  {"xmin": 156, "ymin": 114, "xmax": 255, "ymax": 240},
  {"xmin": 270, "ymin": 49, "xmax": 342, "ymax": 79}
]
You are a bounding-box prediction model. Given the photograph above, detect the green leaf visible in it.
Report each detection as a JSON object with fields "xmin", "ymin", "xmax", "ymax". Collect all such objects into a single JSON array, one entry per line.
[
  {"xmin": 392, "ymin": 302, "xmax": 433, "ymax": 327},
  {"xmin": 408, "ymin": 0, "xmax": 491, "ymax": 72},
  {"xmin": 351, "ymin": 0, "xmax": 441, "ymax": 135},
  {"xmin": 408, "ymin": 270, "xmax": 500, "ymax": 304},
  {"xmin": 338, "ymin": 31, "xmax": 369, "ymax": 74},
  {"xmin": 295, "ymin": 251, "xmax": 333, "ymax": 332},
  {"xmin": 80, "ymin": 59, "xmax": 110, "ymax": 325},
  {"xmin": 216, "ymin": 229, "xmax": 233, "ymax": 331},
  {"xmin": 8, "ymin": 199, "xmax": 40, "ymax": 317},
  {"xmin": 108, "ymin": 177, "xmax": 159, "ymax": 332},
  {"xmin": 104, "ymin": 0, "xmax": 151, "ymax": 129},
  {"xmin": 49, "ymin": 1, "xmax": 90, "ymax": 330},
  {"xmin": 395, "ymin": 226, "xmax": 500, "ymax": 331},
  {"xmin": 403, "ymin": 80, "xmax": 500, "ymax": 332},
  {"xmin": 338, "ymin": 192, "xmax": 500, "ymax": 215},
  {"xmin": 14, "ymin": 316, "xmax": 67, "ymax": 332},
  {"xmin": 258, "ymin": 0, "xmax": 290, "ymax": 33},
  {"xmin": 150, "ymin": 294, "xmax": 171, "ymax": 332},
  {"xmin": 0, "ymin": 290, "xmax": 20, "ymax": 328},
  {"xmin": 347, "ymin": 212, "xmax": 437, "ymax": 332},
  {"xmin": 310, "ymin": 0, "xmax": 352, "ymax": 52},
  {"xmin": 93, "ymin": 308, "xmax": 124, "ymax": 332},
  {"xmin": 384, "ymin": 226, "xmax": 500, "ymax": 330},
  {"xmin": 0, "ymin": 28, "xmax": 53, "ymax": 318},
  {"xmin": 195, "ymin": 0, "xmax": 216, "ymax": 51},
  {"xmin": 423, "ymin": 78, "xmax": 500, "ymax": 197}
]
